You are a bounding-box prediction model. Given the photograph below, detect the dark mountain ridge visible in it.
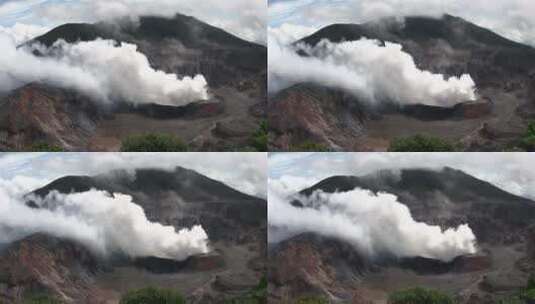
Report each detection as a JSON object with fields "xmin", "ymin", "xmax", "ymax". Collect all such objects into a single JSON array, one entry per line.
[
  {"xmin": 32, "ymin": 13, "xmax": 266, "ymax": 87},
  {"xmin": 30, "ymin": 166, "xmax": 266, "ymax": 237},
  {"xmin": 297, "ymin": 167, "xmax": 535, "ymax": 243},
  {"xmin": 269, "ymin": 167, "xmax": 535, "ymax": 303},
  {"xmin": 269, "ymin": 14, "xmax": 535, "ymax": 151},
  {"xmin": 1, "ymin": 13, "xmax": 267, "ymax": 152},
  {"xmin": 0, "ymin": 167, "xmax": 266, "ymax": 303}
]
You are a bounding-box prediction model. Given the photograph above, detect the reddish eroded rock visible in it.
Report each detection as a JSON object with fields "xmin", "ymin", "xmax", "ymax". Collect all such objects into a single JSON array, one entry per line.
[
  {"xmin": 453, "ymin": 255, "xmax": 492, "ymax": 273},
  {"xmin": 0, "ymin": 83, "xmax": 102, "ymax": 151},
  {"xmin": 456, "ymin": 98, "xmax": 493, "ymax": 119},
  {"xmin": 269, "ymin": 234, "xmax": 369, "ymax": 303},
  {"xmin": 134, "ymin": 253, "xmax": 225, "ymax": 274},
  {"xmin": 268, "ymin": 84, "xmax": 367, "ymax": 151},
  {"xmin": 0, "ymin": 234, "xmax": 109, "ymax": 304}
]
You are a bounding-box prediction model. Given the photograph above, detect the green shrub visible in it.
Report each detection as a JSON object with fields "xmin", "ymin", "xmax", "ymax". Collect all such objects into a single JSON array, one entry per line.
[
  {"xmin": 120, "ymin": 287, "xmax": 185, "ymax": 304},
  {"xmin": 295, "ymin": 296, "xmax": 329, "ymax": 304},
  {"xmin": 225, "ymin": 277, "xmax": 267, "ymax": 304},
  {"xmin": 527, "ymin": 275, "xmax": 535, "ymax": 290},
  {"xmin": 250, "ymin": 120, "xmax": 268, "ymax": 152},
  {"xmin": 389, "ymin": 135, "xmax": 455, "ymax": 152},
  {"xmin": 24, "ymin": 294, "xmax": 62, "ymax": 304},
  {"xmin": 497, "ymin": 296, "xmax": 524, "ymax": 304},
  {"xmin": 290, "ymin": 141, "xmax": 329, "ymax": 152},
  {"xmin": 29, "ymin": 143, "xmax": 64, "ymax": 152},
  {"xmin": 120, "ymin": 134, "xmax": 188, "ymax": 152},
  {"xmin": 388, "ymin": 287, "xmax": 454, "ymax": 304},
  {"xmin": 519, "ymin": 121, "xmax": 535, "ymax": 151}
]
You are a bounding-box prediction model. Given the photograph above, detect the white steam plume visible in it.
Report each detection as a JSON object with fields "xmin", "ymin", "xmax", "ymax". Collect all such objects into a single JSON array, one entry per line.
[
  {"xmin": 0, "ymin": 186, "xmax": 209, "ymax": 261},
  {"xmin": 0, "ymin": 35, "xmax": 209, "ymax": 107},
  {"xmin": 269, "ymin": 37, "xmax": 477, "ymax": 107},
  {"xmin": 269, "ymin": 186, "xmax": 477, "ymax": 262}
]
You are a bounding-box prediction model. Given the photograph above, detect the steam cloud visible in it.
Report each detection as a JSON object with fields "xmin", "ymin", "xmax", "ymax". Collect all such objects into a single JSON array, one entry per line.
[
  {"xmin": 0, "ymin": 186, "xmax": 209, "ymax": 261},
  {"xmin": 269, "ymin": 186, "xmax": 477, "ymax": 262},
  {"xmin": 269, "ymin": 0, "xmax": 535, "ymax": 47},
  {"xmin": 269, "ymin": 37, "xmax": 477, "ymax": 107},
  {"xmin": 0, "ymin": 35, "xmax": 209, "ymax": 107}
]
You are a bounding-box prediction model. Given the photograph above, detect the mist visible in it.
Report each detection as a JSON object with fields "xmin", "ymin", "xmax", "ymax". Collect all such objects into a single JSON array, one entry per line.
[
  {"xmin": 268, "ymin": 36, "xmax": 477, "ymax": 107},
  {"xmin": 269, "ymin": 0, "xmax": 535, "ymax": 47},
  {"xmin": 269, "ymin": 186, "xmax": 477, "ymax": 262},
  {"xmin": 0, "ymin": 35, "xmax": 209, "ymax": 107},
  {"xmin": 2, "ymin": 0, "xmax": 266, "ymax": 43},
  {"xmin": 0, "ymin": 185, "xmax": 209, "ymax": 261}
]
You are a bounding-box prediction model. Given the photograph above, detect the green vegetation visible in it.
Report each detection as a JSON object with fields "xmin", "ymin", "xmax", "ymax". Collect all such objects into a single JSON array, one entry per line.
[
  {"xmin": 250, "ymin": 120, "xmax": 268, "ymax": 152},
  {"xmin": 29, "ymin": 143, "xmax": 65, "ymax": 152},
  {"xmin": 495, "ymin": 275, "xmax": 535, "ymax": 304},
  {"xmin": 224, "ymin": 277, "xmax": 267, "ymax": 304},
  {"xmin": 294, "ymin": 296, "xmax": 329, "ymax": 304},
  {"xmin": 120, "ymin": 134, "xmax": 188, "ymax": 152},
  {"xmin": 119, "ymin": 287, "xmax": 185, "ymax": 304},
  {"xmin": 290, "ymin": 141, "xmax": 329, "ymax": 152},
  {"xmin": 388, "ymin": 287, "xmax": 454, "ymax": 304},
  {"xmin": 519, "ymin": 121, "xmax": 535, "ymax": 151},
  {"xmin": 24, "ymin": 294, "xmax": 62, "ymax": 304},
  {"xmin": 389, "ymin": 135, "xmax": 455, "ymax": 152}
]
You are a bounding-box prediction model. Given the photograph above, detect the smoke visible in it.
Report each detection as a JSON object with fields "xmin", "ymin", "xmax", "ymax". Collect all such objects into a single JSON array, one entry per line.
[
  {"xmin": 0, "ymin": 35, "xmax": 209, "ymax": 107},
  {"xmin": 0, "ymin": 23, "xmax": 50, "ymax": 44},
  {"xmin": 269, "ymin": 152, "xmax": 535, "ymax": 201},
  {"xmin": 0, "ymin": 0, "xmax": 266, "ymax": 43},
  {"xmin": 269, "ymin": 0, "xmax": 535, "ymax": 47},
  {"xmin": 0, "ymin": 183, "xmax": 209, "ymax": 260},
  {"xmin": 269, "ymin": 185, "xmax": 477, "ymax": 262},
  {"xmin": 269, "ymin": 36, "xmax": 477, "ymax": 107}
]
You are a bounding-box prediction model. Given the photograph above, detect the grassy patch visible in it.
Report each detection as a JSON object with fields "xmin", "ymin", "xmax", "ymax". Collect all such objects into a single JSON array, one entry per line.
[
  {"xmin": 120, "ymin": 134, "xmax": 188, "ymax": 152},
  {"xmin": 388, "ymin": 287, "xmax": 454, "ymax": 304},
  {"xmin": 224, "ymin": 277, "xmax": 267, "ymax": 304},
  {"xmin": 29, "ymin": 143, "xmax": 65, "ymax": 152},
  {"xmin": 290, "ymin": 141, "xmax": 329, "ymax": 152},
  {"xmin": 294, "ymin": 296, "xmax": 329, "ymax": 304},
  {"xmin": 389, "ymin": 135, "xmax": 455, "ymax": 152},
  {"xmin": 120, "ymin": 287, "xmax": 185, "ymax": 304},
  {"xmin": 23, "ymin": 294, "xmax": 62, "ymax": 304}
]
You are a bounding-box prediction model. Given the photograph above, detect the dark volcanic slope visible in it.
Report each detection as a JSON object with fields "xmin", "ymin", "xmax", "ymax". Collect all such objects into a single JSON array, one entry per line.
[
  {"xmin": 31, "ymin": 167, "xmax": 266, "ymax": 241},
  {"xmin": 0, "ymin": 13, "xmax": 267, "ymax": 152},
  {"xmin": 299, "ymin": 167, "xmax": 535, "ymax": 243},
  {"xmin": 269, "ymin": 168, "xmax": 535, "ymax": 303},
  {"xmin": 1, "ymin": 167, "xmax": 266, "ymax": 303},
  {"xmin": 34, "ymin": 13, "xmax": 266, "ymax": 87},
  {"xmin": 269, "ymin": 15, "xmax": 535, "ymax": 151},
  {"xmin": 298, "ymin": 15, "xmax": 535, "ymax": 81}
]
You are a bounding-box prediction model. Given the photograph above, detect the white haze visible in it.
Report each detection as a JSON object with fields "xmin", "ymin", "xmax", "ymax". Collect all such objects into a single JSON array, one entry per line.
[
  {"xmin": 0, "ymin": 181, "xmax": 209, "ymax": 260},
  {"xmin": 0, "ymin": 0, "xmax": 266, "ymax": 43},
  {"xmin": 269, "ymin": 0, "xmax": 535, "ymax": 47},
  {"xmin": 269, "ymin": 186, "xmax": 477, "ymax": 262},
  {"xmin": 0, "ymin": 22, "xmax": 50, "ymax": 44},
  {"xmin": 269, "ymin": 36, "xmax": 477, "ymax": 107},
  {"xmin": 0, "ymin": 35, "xmax": 209, "ymax": 107}
]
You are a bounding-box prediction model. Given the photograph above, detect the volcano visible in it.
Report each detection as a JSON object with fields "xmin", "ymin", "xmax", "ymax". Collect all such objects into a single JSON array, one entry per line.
[
  {"xmin": 0, "ymin": 167, "xmax": 266, "ymax": 303},
  {"xmin": 268, "ymin": 15, "xmax": 535, "ymax": 151},
  {"xmin": 0, "ymin": 13, "xmax": 267, "ymax": 152},
  {"xmin": 268, "ymin": 168, "xmax": 535, "ymax": 303}
]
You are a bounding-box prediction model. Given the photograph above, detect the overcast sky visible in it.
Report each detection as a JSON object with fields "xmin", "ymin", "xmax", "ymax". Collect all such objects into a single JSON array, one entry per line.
[
  {"xmin": 270, "ymin": 153, "xmax": 535, "ymax": 200},
  {"xmin": 0, "ymin": 153, "xmax": 267, "ymax": 198},
  {"xmin": 268, "ymin": 0, "xmax": 535, "ymax": 46},
  {"xmin": 0, "ymin": 0, "xmax": 266, "ymax": 43}
]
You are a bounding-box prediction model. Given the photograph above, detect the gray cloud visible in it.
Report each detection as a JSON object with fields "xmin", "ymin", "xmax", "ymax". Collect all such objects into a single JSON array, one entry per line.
[{"xmin": 269, "ymin": 0, "xmax": 535, "ymax": 46}]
